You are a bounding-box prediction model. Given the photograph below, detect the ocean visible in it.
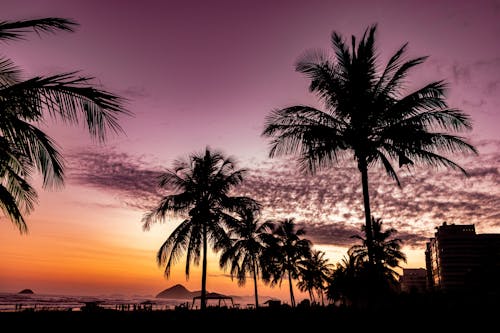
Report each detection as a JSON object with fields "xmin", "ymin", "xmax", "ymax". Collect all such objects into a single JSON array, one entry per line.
[{"xmin": 0, "ymin": 292, "xmax": 189, "ymax": 312}]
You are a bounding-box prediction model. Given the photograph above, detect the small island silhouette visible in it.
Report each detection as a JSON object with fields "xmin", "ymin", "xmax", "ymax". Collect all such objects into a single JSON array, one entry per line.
[
  {"xmin": 156, "ymin": 284, "xmax": 197, "ymax": 299},
  {"xmin": 18, "ymin": 289, "xmax": 34, "ymax": 294}
]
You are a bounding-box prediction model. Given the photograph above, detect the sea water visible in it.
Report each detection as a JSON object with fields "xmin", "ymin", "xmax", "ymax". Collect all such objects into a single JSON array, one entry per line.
[{"xmin": 0, "ymin": 292, "xmax": 187, "ymax": 312}]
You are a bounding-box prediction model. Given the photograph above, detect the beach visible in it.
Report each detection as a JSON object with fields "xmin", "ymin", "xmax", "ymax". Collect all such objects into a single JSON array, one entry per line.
[{"xmin": 1, "ymin": 304, "xmax": 495, "ymax": 331}]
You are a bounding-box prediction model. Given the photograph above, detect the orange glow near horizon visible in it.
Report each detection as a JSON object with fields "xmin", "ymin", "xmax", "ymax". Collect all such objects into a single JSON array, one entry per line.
[
  {"xmin": 0, "ymin": 185, "xmax": 312, "ymax": 300},
  {"xmin": 0, "ymin": 183, "xmax": 427, "ymax": 301}
]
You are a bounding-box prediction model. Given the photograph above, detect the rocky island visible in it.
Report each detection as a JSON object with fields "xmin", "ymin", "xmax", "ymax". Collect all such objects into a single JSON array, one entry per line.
[{"xmin": 18, "ymin": 289, "xmax": 34, "ymax": 294}]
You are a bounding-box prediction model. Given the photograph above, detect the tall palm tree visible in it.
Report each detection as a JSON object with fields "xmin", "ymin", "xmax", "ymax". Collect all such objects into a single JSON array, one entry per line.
[
  {"xmin": 261, "ymin": 218, "xmax": 312, "ymax": 307},
  {"xmin": 297, "ymin": 250, "xmax": 333, "ymax": 305},
  {"xmin": 262, "ymin": 24, "xmax": 476, "ymax": 265},
  {"xmin": 0, "ymin": 18, "xmax": 130, "ymax": 233},
  {"xmin": 219, "ymin": 205, "xmax": 272, "ymax": 308},
  {"xmin": 349, "ymin": 216, "xmax": 407, "ymax": 289},
  {"xmin": 142, "ymin": 148, "xmax": 258, "ymax": 310}
]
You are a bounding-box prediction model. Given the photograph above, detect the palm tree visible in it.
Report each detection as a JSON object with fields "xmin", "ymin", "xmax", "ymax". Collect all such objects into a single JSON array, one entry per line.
[
  {"xmin": 262, "ymin": 24, "xmax": 476, "ymax": 265},
  {"xmin": 349, "ymin": 216, "xmax": 407, "ymax": 289},
  {"xmin": 219, "ymin": 205, "xmax": 272, "ymax": 308},
  {"xmin": 326, "ymin": 253, "xmax": 365, "ymax": 306},
  {"xmin": 297, "ymin": 250, "xmax": 333, "ymax": 305},
  {"xmin": 0, "ymin": 18, "xmax": 130, "ymax": 233},
  {"xmin": 261, "ymin": 218, "xmax": 312, "ymax": 307},
  {"xmin": 327, "ymin": 219, "xmax": 405, "ymax": 306},
  {"xmin": 142, "ymin": 148, "xmax": 258, "ymax": 310}
]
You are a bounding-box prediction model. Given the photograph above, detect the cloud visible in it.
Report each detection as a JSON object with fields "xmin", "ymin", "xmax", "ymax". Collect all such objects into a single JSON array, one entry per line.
[
  {"xmin": 67, "ymin": 148, "xmax": 165, "ymax": 210},
  {"xmin": 120, "ymin": 86, "xmax": 150, "ymax": 99},
  {"xmin": 427, "ymin": 57, "xmax": 500, "ymax": 122},
  {"xmin": 452, "ymin": 63, "xmax": 471, "ymax": 84},
  {"xmin": 485, "ymin": 80, "xmax": 500, "ymax": 95},
  {"xmin": 292, "ymin": 221, "xmax": 428, "ymax": 248},
  {"xmin": 67, "ymin": 142, "xmax": 500, "ymax": 250},
  {"xmin": 208, "ymin": 273, "xmax": 234, "ymax": 279}
]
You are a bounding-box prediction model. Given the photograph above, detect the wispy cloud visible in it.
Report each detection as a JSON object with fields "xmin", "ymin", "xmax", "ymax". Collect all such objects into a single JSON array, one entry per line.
[
  {"xmin": 67, "ymin": 149, "xmax": 165, "ymax": 210},
  {"xmin": 120, "ymin": 86, "xmax": 150, "ymax": 99},
  {"xmin": 430, "ymin": 57, "xmax": 500, "ymax": 119},
  {"xmin": 67, "ymin": 141, "xmax": 500, "ymax": 249}
]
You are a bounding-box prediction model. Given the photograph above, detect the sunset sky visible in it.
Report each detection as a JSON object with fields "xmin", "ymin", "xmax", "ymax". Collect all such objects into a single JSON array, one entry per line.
[{"xmin": 1, "ymin": 0, "xmax": 499, "ymax": 300}]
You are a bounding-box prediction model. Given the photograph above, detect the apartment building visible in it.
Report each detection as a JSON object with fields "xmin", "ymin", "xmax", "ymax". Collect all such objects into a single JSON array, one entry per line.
[{"xmin": 425, "ymin": 222, "xmax": 500, "ymax": 293}]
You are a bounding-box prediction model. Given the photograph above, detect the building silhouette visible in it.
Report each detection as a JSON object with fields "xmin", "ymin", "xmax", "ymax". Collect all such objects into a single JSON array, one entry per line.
[
  {"xmin": 400, "ymin": 268, "xmax": 427, "ymax": 293},
  {"xmin": 425, "ymin": 222, "xmax": 500, "ymax": 293}
]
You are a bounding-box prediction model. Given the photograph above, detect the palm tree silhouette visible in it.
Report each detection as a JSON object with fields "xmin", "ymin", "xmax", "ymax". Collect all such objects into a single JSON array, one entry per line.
[
  {"xmin": 327, "ymin": 218, "xmax": 406, "ymax": 306},
  {"xmin": 262, "ymin": 24, "xmax": 476, "ymax": 266},
  {"xmin": 142, "ymin": 148, "xmax": 258, "ymax": 310},
  {"xmin": 349, "ymin": 217, "xmax": 406, "ymax": 290},
  {"xmin": 219, "ymin": 205, "xmax": 272, "ymax": 308},
  {"xmin": 0, "ymin": 18, "xmax": 130, "ymax": 233},
  {"xmin": 261, "ymin": 218, "xmax": 311, "ymax": 307},
  {"xmin": 327, "ymin": 253, "xmax": 363, "ymax": 306},
  {"xmin": 297, "ymin": 250, "xmax": 333, "ymax": 305}
]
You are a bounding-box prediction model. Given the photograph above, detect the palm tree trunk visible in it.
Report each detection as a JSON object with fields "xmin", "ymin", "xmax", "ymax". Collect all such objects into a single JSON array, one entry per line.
[
  {"xmin": 201, "ymin": 222, "xmax": 208, "ymax": 311},
  {"xmin": 309, "ymin": 290, "xmax": 315, "ymax": 303},
  {"xmin": 252, "ymin": 258, "xmax": 259, "ymax": 308},
  {"xmin": 359, "ymin": 160, "xmax": 374, "ymax": 266},
  {"xmin": 288, "ymin": 270, "xmax": 295, "ymax": 307}
]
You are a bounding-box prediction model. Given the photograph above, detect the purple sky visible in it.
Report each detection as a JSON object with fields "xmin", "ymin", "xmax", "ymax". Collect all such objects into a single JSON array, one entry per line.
[{"xmin": 0, "ymin": 0, "xmax": 499, "ymax": 295}]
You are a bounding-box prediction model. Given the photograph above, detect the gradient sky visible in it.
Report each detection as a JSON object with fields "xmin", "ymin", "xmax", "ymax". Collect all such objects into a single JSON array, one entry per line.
[{"xmin": 0, "ymin": 0, "xmax": 499, "ymax": 300}]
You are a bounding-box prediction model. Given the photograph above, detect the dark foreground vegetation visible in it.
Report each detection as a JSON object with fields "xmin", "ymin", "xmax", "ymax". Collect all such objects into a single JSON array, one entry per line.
[{"xmin": 1, "ymin": 294, "xmax": 497, "ymax": 331}]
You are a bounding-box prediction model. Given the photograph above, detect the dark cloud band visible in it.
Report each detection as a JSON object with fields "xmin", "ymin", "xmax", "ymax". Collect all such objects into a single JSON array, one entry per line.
[{"xmin": 67, "ymin": 142, "xmax": 500, "ymax": 249}]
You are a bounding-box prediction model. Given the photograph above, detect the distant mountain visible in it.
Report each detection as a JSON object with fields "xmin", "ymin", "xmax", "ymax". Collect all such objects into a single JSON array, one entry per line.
[
  {"xmin": 156, "ymin": 284, "xmax": 199, "ymax": 299},
  {"xmin": 155, "ymin": 284, "xmax": 243, "ymax": 300},
  {"xmin": 18, "ymin": 289, "xmax": 34, "ymax": 294}
]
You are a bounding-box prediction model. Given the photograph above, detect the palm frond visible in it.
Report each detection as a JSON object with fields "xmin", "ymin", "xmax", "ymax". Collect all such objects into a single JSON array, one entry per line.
[
  {"xmin": 331, "ymin": 30, "xmax": 351, "ymax": 72},
  {"xmin": 1, "ymin": 159, "xmax": 38, "ymax": 213},
  {"xmin": 0, "ymin": 184, "xmax": 28, "ymax": 233},
  {"xmin": 0, "ymin": 133, "xmax": 39, "ymax": 233},
  {"xmin": 3, "ymin": 73, "xmax": 130, "ymax": 142},
  {"xmin": 1, "ymin": 117, "xmax": 65, "ymax": 188},
  {"xmin": 0, "ymin": 57, "xmax": 21, "ymax": 86},
  {"xmin": 184, "ymin": 222, "xmax": 202, "ymax": 276},
  {"xmin": 263, "ymin": 105, "xmax": 348, "ymax": 170},
  {"xmin": 404, "ymin": 147, "xmax": 472, "ymax": 175},
  {"xmin": 375, "ymin": 42, "xmax": 408, "ymax": 94},
  {"xmin": 157, "ymin": 219, "xmax": 193, "ymax": 277},
  {"xmin": 142, "ymin": 193, "xmax": 193, "ymax": 230},
  {"xmin": 0, "ymin": 17, "xmax": 77, "ymax": 41},
  {"xmin": 295, "ymin": 49, "xmax": 343, "ymax": 104},
  {"xmin": 157, "ymin": 168, "xmax": 187, "ymax": 191},
  {"xmin": 219, "ymin": 243, "xmax": 239, "ymax": 270},
  {"xmin": 208, "ymin": 219, "xmax": 231, "ymax": 252},
  {"xmin": 381, "ymin": 56, "xmax": 428, "ymax": 97},
  {"xmin": 388, "ymin": 81, "xmax": 448, "ymax": 118},
  {"xmin": 390, "ymin": 108, "xmax": 473, "ymax": 133},
  {"xmin": 374, "ymin": 150, "xmax": 401, "ymax": 186},
  {"xmin": 354, "ymin": 24, "xmax": 378, "ymax": 84}
]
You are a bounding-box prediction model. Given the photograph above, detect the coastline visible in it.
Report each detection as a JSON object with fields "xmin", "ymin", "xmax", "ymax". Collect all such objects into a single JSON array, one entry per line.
[{"xmin": 0, "ymin": 291, "xmax": 268, "ymax": 312}]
